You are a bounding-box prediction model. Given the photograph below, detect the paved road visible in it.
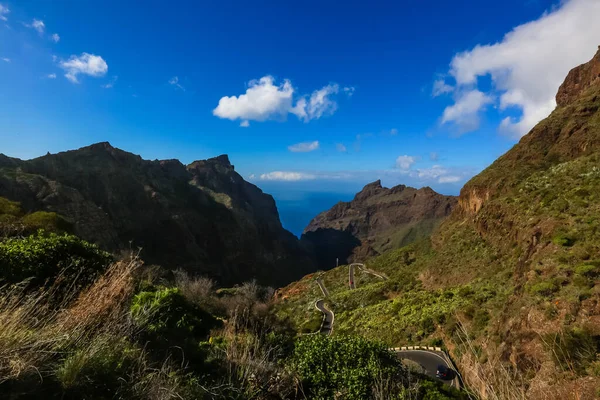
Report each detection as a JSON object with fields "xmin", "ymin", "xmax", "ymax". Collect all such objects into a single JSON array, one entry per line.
[
  {"xmin": 349, "ymin": 264, "xmax": 357, "ymax": 289},
  {"xmin": 316, "ymin": 277, "xmax": 330, "ymax": 297},
  {"xmin": 315, "ymin": 299, "xmax": 334, "ymax": 335},
  {"xmin": 394, "ymin": 350, "xmax": 458, "ymax": 388},
  {"xmin": 349, "ymin": 263, "xmax": 387, "ymax": 289}
]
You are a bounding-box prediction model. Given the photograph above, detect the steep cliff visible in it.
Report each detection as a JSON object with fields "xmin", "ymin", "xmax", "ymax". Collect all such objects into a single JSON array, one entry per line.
[
  {"xmin": 0, "ymin": 143, "xmax": 314, "ymax": 286},
  {"xmin": 301, "ymin": 180, "xmax": 456, "ymax": 268}
]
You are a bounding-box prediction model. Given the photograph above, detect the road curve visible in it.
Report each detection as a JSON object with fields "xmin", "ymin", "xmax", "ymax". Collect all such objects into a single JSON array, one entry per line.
[
  {"xmin": 349, "ymin": 263, "xmax": 387, "ymax": 289},
  {"xmin": 315, "ymin": 299, "xmax": 334, "ymax": 335},
  {"xmin": 393, "ymin": 349, "xmax": 458, "ymax": 388}
]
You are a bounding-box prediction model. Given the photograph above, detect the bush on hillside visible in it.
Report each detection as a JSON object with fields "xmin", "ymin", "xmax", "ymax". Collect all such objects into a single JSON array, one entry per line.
[
  {"xmin": 292, "ymin": 335, "xmax": 405, "ymax": 399},
  {"xmin": 0, "ymin": 197, "xmax": 21, "ymax": 216},
  {"xmin": 21, "ymin": 211, "xmax": 72, "ymax": 233},
  {"xmin": 528, "ymin": 281, "xmax": 559, "ymax": 297},
  {"xmin": 0, "ymin": 230, "xmax": 112, "ymax": 286},
  {"xmin": 0, "ymin": 197, "xmax": 72, "ymax": 236}
]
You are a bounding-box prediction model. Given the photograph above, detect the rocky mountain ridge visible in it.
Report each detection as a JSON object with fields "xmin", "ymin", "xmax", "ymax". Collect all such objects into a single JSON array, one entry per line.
[
  {"xmin": 301, "ymin": 179, "xmax": 457, "ymax": 268},
  {"xmin": 0, "ymin": 142, "xmax": 314, "ymax": 286}
]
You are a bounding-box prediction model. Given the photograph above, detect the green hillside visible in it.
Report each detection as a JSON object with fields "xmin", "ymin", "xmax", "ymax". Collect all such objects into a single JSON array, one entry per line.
[{"xmin": 275, "ymin": 50, "xmax": 600, "ymax": 399}]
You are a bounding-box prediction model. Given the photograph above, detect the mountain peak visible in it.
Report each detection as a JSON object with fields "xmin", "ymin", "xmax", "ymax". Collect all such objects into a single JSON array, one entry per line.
[
  {"xmin": 86, "ymin": 142, "xmax": 115, "ymax": 151},
  {"xmin": 556, "ymin": 46, "xmax": 600, "ymax": 107},
  {"xmin": 208, "ymin": 154, "xmax": 231, "ymax": 166},
  {"xmin": 354, "ymin": 180, "xmax": 384, "ymax": 201}
]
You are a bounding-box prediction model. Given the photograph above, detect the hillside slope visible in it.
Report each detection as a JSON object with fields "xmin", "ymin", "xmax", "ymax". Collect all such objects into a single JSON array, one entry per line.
[
  {"xmin": 301, "ymin": 180, "xmax": 456, "ymax": 269},
  {"xmin": 276, "ymin": 47, "xmax": 600, "ymax": 399},
  {"xmin": 0, "ymin": 143, "xmax": 314, "ymax": 286}
]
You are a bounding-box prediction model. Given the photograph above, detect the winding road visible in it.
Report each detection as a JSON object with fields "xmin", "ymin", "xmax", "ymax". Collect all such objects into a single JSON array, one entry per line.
[
  {"xmin": 348, "ymin": 263, "xmax": 387, "ymax": 289},
  {"xmin": 393, "ymin": 348, "xmax": 460, "ymax": 388},
  {"xmin": 315, "ymin": 299, "xmax": 334, "ymax": 335},
  {"xmin": 314, "ymin": 264, "xmax": 461, "ymax": 388}
]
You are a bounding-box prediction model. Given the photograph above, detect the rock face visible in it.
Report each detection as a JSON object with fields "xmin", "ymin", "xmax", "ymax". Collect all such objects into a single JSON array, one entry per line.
[
  {"xmin": 301, "ymin": 180, "xmax": 456, "ymax": 269},
  {"xmin": 556, "ymin": 46, "xmax": 600, "ymax": 107},
  {"xmin": 0, "ymin": 143, "xmax": 314, "ymax": 286}
]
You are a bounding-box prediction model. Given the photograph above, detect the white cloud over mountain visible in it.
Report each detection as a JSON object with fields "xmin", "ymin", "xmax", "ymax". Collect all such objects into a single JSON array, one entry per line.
[{"xmin": 437, "ymin": 0, "xmax": 600, "ymax": 138}]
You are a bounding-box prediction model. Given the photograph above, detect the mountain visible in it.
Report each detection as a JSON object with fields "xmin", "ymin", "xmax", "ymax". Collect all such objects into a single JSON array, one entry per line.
[
  {"xmin": 0, "ymin": 142, "xmax": 314, "ymax": 286},
  {"xmin": 301, "ymin": 180, "xmax": 456, "ymax": 269},
  {"xmin": 276, "ymin": 47, "xmax": 600, "ymax": 399}
]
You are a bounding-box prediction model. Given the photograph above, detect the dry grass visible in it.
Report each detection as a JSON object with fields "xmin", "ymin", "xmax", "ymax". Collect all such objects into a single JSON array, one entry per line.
[
  {"xmin": 216, "ymin": 306, "xmax": 303, "ymax": 399},
  {"xmin": 0, "ymin": 259, "xmax": 139, "ymax": 385},
  {"xmin": 455, "ymin": 320, "xmax": 527, "ymax": 400}
]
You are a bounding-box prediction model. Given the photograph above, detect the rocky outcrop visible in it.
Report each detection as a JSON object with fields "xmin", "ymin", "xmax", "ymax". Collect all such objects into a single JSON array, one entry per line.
[
  {"xmin": 0, "ymin": 143, "xmax": 314, "ymax": 286},
  {"xmin": 556, "ymin": 46, "xmax": 600, "ymax": 107},
  {"xmin": 301, "ymin": 180, "xmax": 456, "ymax": 269}
]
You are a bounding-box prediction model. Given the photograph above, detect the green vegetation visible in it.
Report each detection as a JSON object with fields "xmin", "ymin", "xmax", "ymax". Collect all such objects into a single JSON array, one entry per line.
[
  {"xmin": 292, "ymin": 335, "xmax": 404, "ymax": 399},
  {"xmin": 276, "ymin": 152, "xmax": 600, "ymax": 398},
  {"xmin": 292, "ymin": 335, "xmax": 464, "ymax": 400},
  {"xmin": 0, "ymin": 230, "xmax": 112, "ymax": 285},
  {"xmin": 0, "ymin": 196, "xmax": 72, "ymax": 235}
]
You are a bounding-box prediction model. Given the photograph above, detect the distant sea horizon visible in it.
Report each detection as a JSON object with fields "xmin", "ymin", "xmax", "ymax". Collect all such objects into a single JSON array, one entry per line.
[{"xmin": 267, "ymin": 190, "xmax": 355, "ymax": 237}]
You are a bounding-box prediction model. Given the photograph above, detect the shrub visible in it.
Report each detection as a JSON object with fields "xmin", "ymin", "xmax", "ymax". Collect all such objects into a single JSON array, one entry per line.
[
  {"xmin": 0, "ymin": 197, "xmax": 21, "ymax": 216},
  {"xmin": 130, "ymin": 286, "xmax": 221, "ymax": 368},
  {"xmin": 552, "ymin": 233, "xmax": 576, "ymax": 247},
  {"xmin": 21, "ymin": 211, "xmax": 72, "ymax": 233},
  {"xmin": 291, "ymin": 335, "xmax": 405, "ymax": 399},
  {"xmin": 528, "ymin": 281, "xmax": 559, "ymax": 297},
  {"xmin": 131, "ymin": 287, "xmax": 219, "ymax": 339},
  {"xmin": 575, "ymin": 264, "xmax": 599, "ymax": 278},
  {"xmin": 0, "ymin": 231, "xmax": 112, "ymax": 286}
]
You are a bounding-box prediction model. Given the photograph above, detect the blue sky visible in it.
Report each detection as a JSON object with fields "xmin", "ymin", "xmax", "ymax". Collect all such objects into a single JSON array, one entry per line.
[{"xmin": 1, "ymin": 0, "xmax": 600, "ymax": 235}]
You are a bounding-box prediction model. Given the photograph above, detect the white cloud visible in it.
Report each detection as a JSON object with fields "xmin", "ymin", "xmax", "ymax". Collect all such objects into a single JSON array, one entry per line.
[
  {"xmin": 213, "ymin": 76, "xmax": 346, "ymax": 125},
  {"xmin": 441, "ymin": 90, "xmax": 493, "ymax": 133},
  {"xmin": 389, "ymin": 128, "xmax": 398, "ymax": 136},
  {"xmin": 290, "ymin": 83, "xmax": 339, "ymax": 122},
  {"xmin": 47, "ymin": 73, "xmax": 56, "ymax": 79},
  {"xmin": 1, "ymin": 57, "xmax": 9, "ymax": 63},
  {"xmin": 441, "ymin": 0, "xmax": 600, "ymax": 138},
  {"xmin": 0, "ymin": 4, "xmax": 9, "ymax": 21},
  {"xmin": 51, "ymin": 33, "xmax": 60, "ymax": 43},
  {"xmin": 214, "ymin": 76, "xmax": 294, "ymax": 122},
  {"xmin": 59, "ymin": 53, "xmax": 108, "ymax": 83},
  {"xmin": 259, "ymin": 171, "xmax": 316, "ymax": 181},
  {"xmin": 169, "ymin": 76, "xmax": 185, "ymax": 91},
  {"xmin": 414, "ymin": 165, "xmax": 463, "ymax": 184},
  {"xmin": 288, "ymin": 141, "xmax": 319, "ymax": 153},
  {"xmin": 240, "ymin": 120, "xmax": 250, "ymax": 128},
  {"xmin": 25, "ymin": 19, "xmax": 45, "ymax": 33},
  {"xmin": 101, "ymin": 76, "xmax": 118, "ymax": 88},
  {"xmin": 396, "ymin": 155, "xmax": 418, "ymax": 170},
  {"xmin": 439, "ymin": 175, "xmax": 461, "ymax": 183},
  {"xmin": 429, "ymin": 152, "xmax": 439, "ymax": 161},
  {"xmin": 336, "ymin": 143, "xmax": 347, "ymax": 152},
  {"xmin": 432, "ymin": 79, "xmax": 453, "ymax": 97},
  {"xmin": 343, "ymin": 86, "xmax": 356, "ymax": 96}
]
